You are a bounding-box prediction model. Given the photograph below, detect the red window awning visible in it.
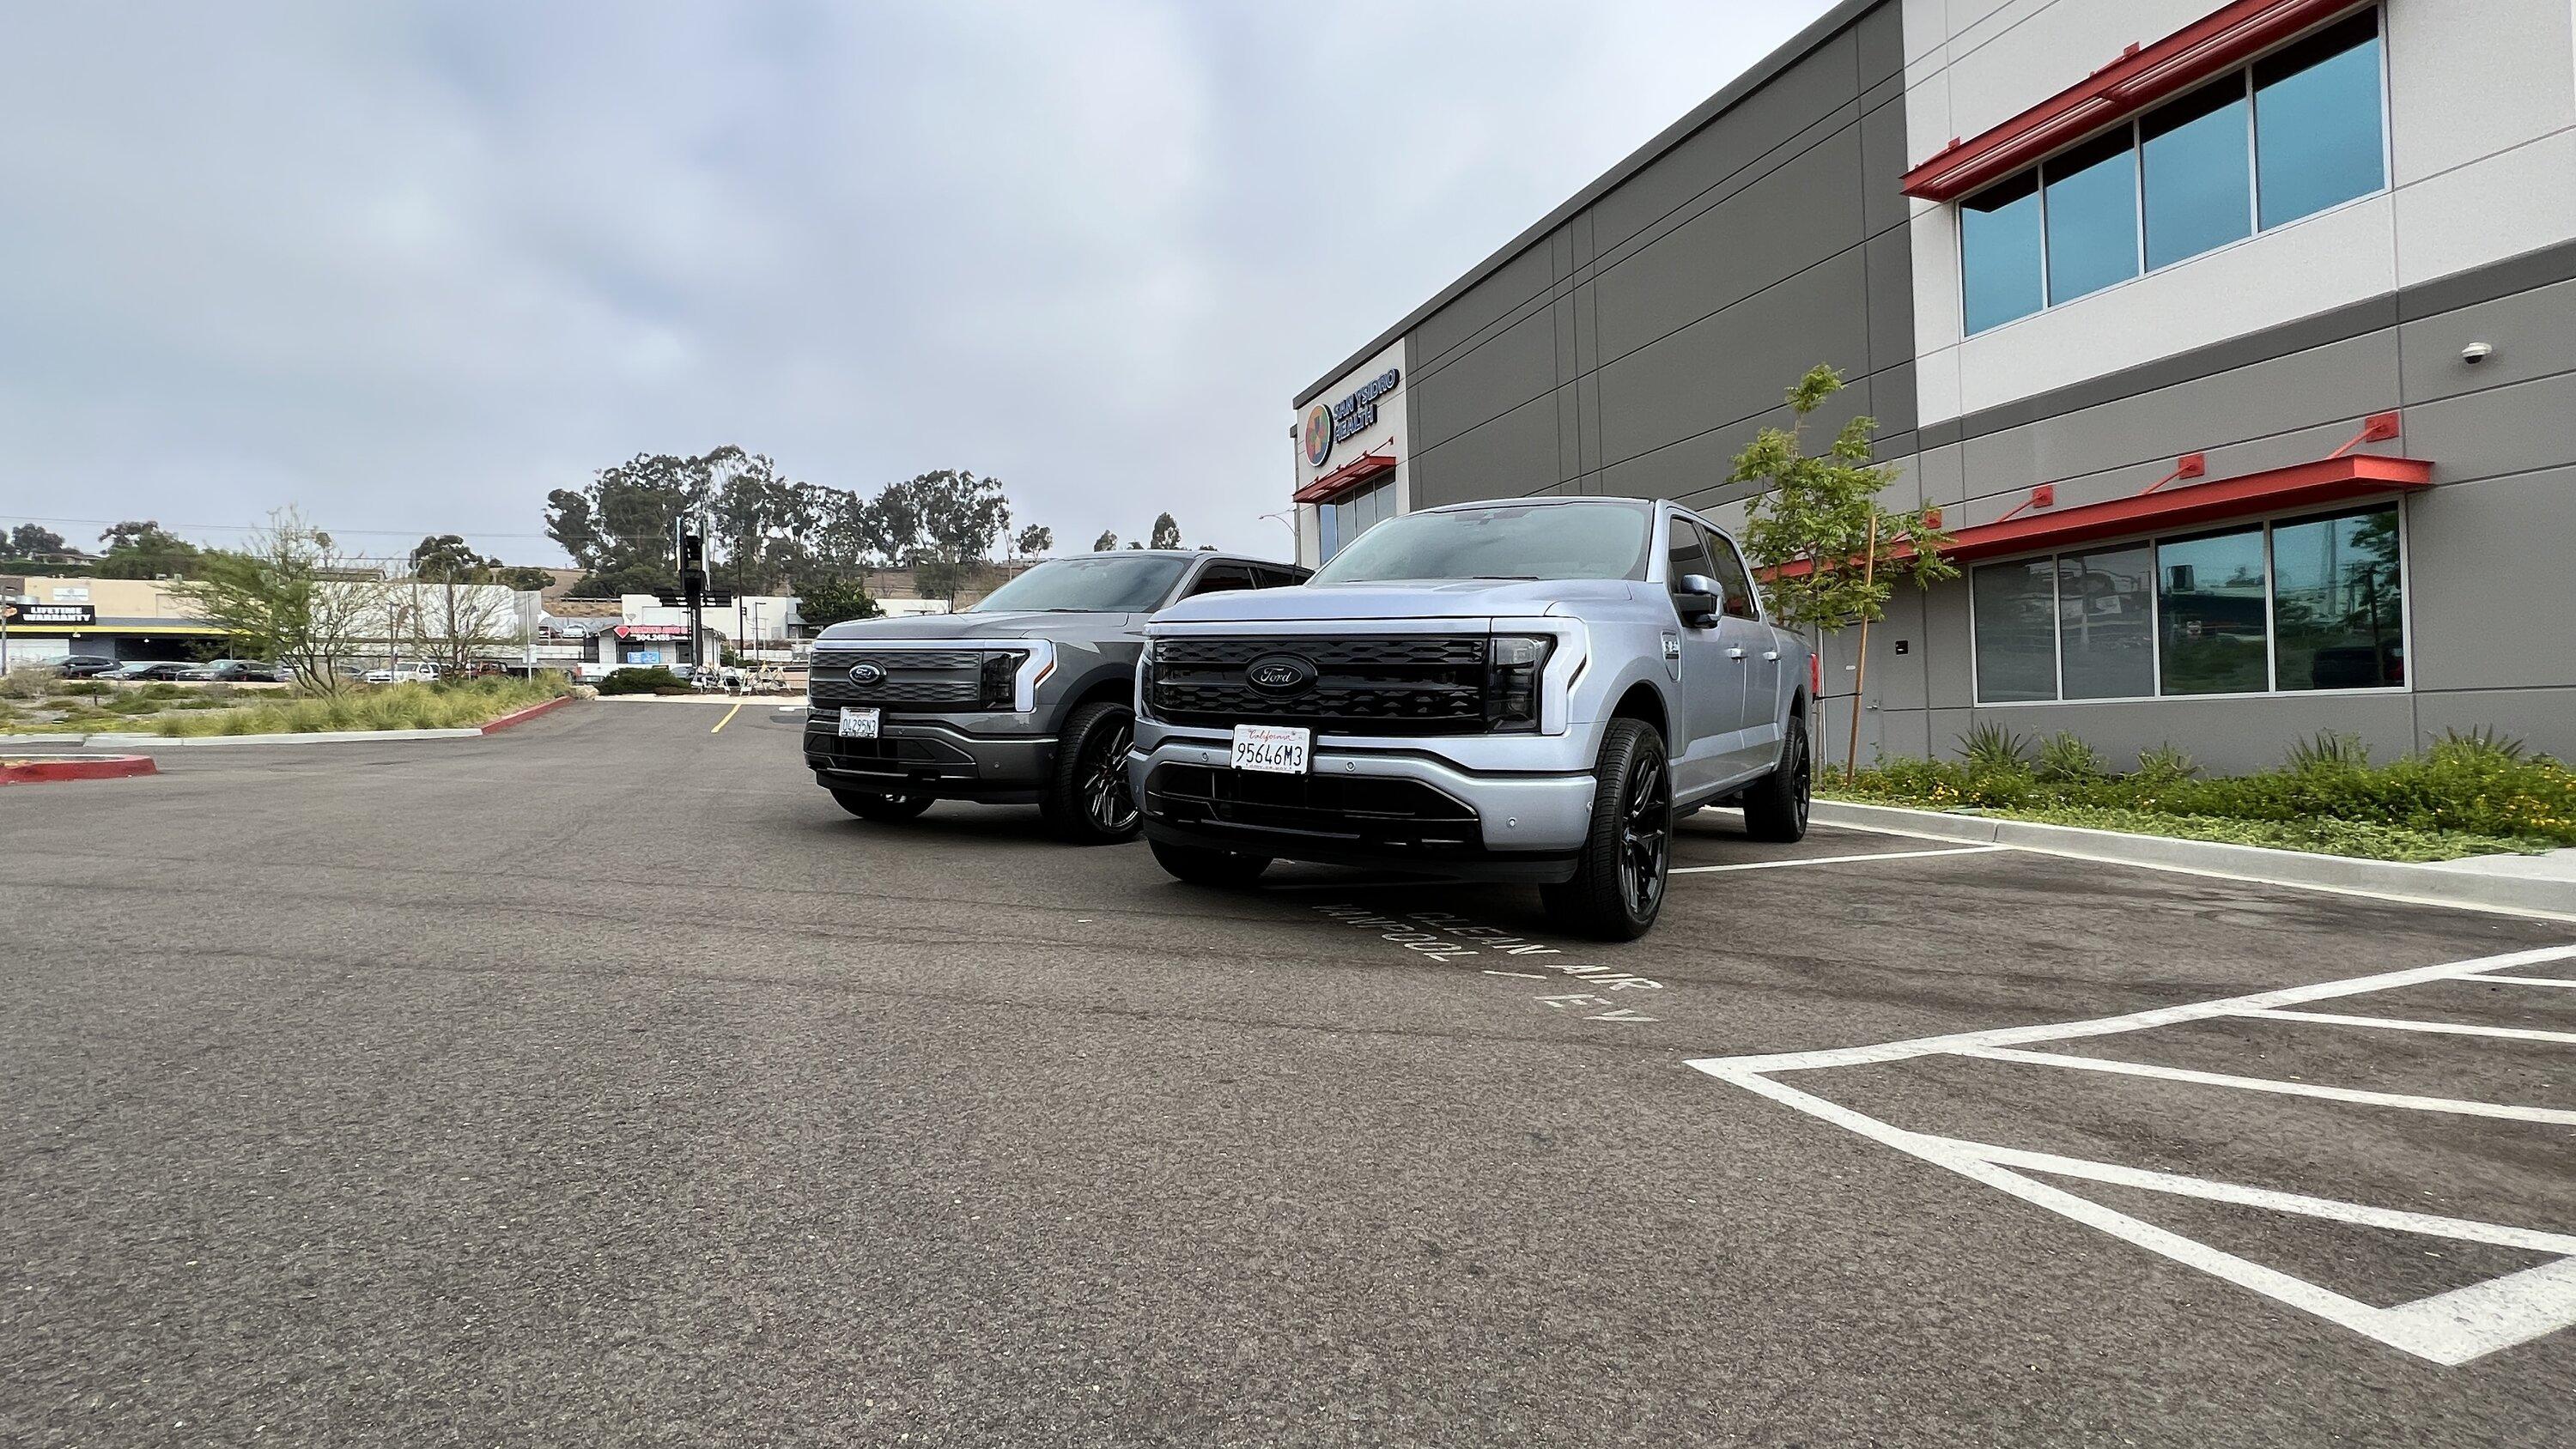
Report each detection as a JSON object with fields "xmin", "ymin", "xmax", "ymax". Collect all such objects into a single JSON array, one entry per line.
[
  {"xmin": 1768, "ymin": 452, "xmax": 2431, "ymax": 579},
  {"xmin": 1293, "ymin": 448, "xmax": 1396, "ymax": 506},
  {"xmin": 1902, "ymin": 0, "xmax": 2368, "ymax": 203}
]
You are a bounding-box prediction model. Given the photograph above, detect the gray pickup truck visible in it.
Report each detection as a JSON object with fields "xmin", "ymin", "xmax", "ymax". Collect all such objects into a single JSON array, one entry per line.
[
  {"xmin": 804, "ymin": 550, "xmax": 1308, "ymax": 841},
  {"xmin": 1129, "ymin": 496, "xmax": 1815, "ymax": 938}
]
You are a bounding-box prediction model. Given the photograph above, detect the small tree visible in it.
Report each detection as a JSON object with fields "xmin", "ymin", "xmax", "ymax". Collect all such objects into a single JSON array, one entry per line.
[
  {"xmin": 1091, "ymin": 530, "xmax": 1117, "ymax": 552},
  {"xmin": 1732, "ymin": 365, "xmax": 1955, "ymax": 779},
  {"xmin": 1732, "ymin": 365, "xmax": 1953, "ymax": 634},
  {"xmin": 1013, "ymin": 524, "xmax": 1053, "ymax": 557},
  {"xmin": 796, "ymin": 575, "xmax": 883, "ymax": 629},
  {"xmin": 1147, "ymin": 512, "xmax": 1182, "ymax": 550},
  {"xmin": 174, "ymin": 509, "xmax": 388, "ymax": 694}
]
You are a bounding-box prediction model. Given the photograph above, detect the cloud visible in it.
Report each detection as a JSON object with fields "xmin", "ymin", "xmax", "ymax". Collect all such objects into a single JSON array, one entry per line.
[{"xmin": 0, "ymin": 1, "xmax": 1831, "ymax": 563}]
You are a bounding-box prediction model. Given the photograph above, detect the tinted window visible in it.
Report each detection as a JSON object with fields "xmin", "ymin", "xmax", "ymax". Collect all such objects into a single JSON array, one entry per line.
[
  {"xmin": 2142, "ymin": 79, "xmax": 2253, "ymax": 269},
  {"xmin": 2272, "ymin": 507, "xmax": 2403, "ymax": 689},
  {"xmin": 1708, "ymin": 533, "xmax": 1759, "ymax": 621},
  {"xmin": 2044, "ymin": 128, "xmax": 2141, "ymax": 304},
  {"xmin": 1961, "ymin": 170, "xmax": 2044, "ymax": 334},
  {"xmin": 2157, "ymin": 528, "xmax": 2269, "ymax": 694},
  {"xmin": 2056, "ymin": 543, "xmax": 2154, "ymax": 699},
  {"xmin": 1664, "ymin": 518, "xmax": 1716, "ymax": 591},
  {"xmin": 2254, "ymin": 10, "xmax": 2385, "ymax": 229},
  {"xmin": 1972, "ymin": 560, "xmax": 2058, "ymax": 702},
  {"xmin": 967, "ymin": 554, "xmax": 1191, "ymax": 612},
  {"xmin": 1311, "ymin": 501, "xmax": 1654, "ymax": 585},
  {"xmin": 1182, "ymin": 564, "xmax": 1258, "ymax": 599}
]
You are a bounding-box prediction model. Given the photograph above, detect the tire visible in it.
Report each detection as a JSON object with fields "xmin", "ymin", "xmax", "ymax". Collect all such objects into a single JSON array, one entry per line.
[
  {"xmin": 832, "ymin": 789, "xmax": 933, "ymax": 822},
  {"xmin": 1741, "ymin": 717, "xmax": 1812, "ymax": 844},
  {"xmin": 1041, "ymin": 701, "xmax": 1143, "ymax": 845},
  {"xmin": 1149, "ymin": 839, "xmax": 1271, "ymax": 888},
  {"xmin": 1540, "ymin": 718, "xmax": 1671, "ymax": 941}
]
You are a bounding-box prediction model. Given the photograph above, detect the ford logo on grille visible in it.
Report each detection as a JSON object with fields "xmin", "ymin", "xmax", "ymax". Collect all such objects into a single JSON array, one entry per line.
[
  {"xmin": 848, "ymin": 663, "xmax": 887, "ymax": 686},
  {"xmin": 1244, "ymin": 653, "xmax": 1317, "ymax": 695}
]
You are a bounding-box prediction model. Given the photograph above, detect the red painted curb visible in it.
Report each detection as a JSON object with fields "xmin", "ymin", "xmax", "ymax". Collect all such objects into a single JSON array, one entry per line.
[
  {"xmin": 0, "ymin": 755, "xmax": 160, "ymax": 786},
  {"xmin": 479, "ymin": 693, "xmax": 577, "ymax": 735}
]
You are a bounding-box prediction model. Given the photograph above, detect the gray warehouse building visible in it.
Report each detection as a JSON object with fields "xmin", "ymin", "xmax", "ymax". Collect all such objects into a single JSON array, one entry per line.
[{"xmin": 1290, "ymin": 0, "xmax": 2576, "ymax": 771}]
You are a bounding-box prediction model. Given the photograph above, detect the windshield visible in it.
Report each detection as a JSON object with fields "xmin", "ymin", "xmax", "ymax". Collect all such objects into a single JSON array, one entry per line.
[
  {"xmin": 968, "ymin": 554, "xmax": 1192, "ymax": 613},
  {"xmin": 1309, "ymin": 501, "xmax": 1654, "ymax": 585}
]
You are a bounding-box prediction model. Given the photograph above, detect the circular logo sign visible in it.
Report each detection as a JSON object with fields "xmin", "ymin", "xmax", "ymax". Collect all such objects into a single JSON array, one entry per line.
[
  {"xmin": 1301, "ymin": 402, "xmax": 1334, "ymax": 470},
  {"xmin": 1244, "ymin": 653, "xmax": 1318, "ymax": 696},
  {"xmin": 848, "ymin": 662, "xmax": 886, "ymax": 686}
]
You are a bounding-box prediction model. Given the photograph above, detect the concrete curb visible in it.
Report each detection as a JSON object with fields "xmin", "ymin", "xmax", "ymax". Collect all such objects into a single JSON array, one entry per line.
[
  {"xmin": 1, "ymin": 755, "xmax": 159, "ymax": 785},
  {"xmin": 1810, "ymin": 800, "xmax": 2576, "ymax": 920},
  {"xmin": 479, "ymin": 694, "xmax": 576, "ymax": 733}
]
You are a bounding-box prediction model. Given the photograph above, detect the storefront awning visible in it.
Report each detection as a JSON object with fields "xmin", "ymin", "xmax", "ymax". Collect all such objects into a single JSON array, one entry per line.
[
  {"xmin": 1901, "ymin": 0, "xmax": 2367, "ymax": 203},
  {"xmin": 1769, "ymin": 452, "xmax": 2432, "ymax": 579},
  {"xmin": 1293, "ymin": 448, "xmax": 1396, "ymax": 506}
]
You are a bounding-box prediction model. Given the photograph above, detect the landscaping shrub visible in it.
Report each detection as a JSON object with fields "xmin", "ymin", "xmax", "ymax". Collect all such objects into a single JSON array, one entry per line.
[
  {"xmin": 0, "ymin": 671, "xmax": 51, "ymax": 700},
  {"xmin": 2033, "ymin": 731, "xmax": 2105, "ymax": 783},
  {"xmin": 597, "ymin": 666, "xmax": 690, "ymax": 696},
  {"xmin": 151, "ymin": 675, "xmax": 568, "ymax": 737},
  {"xmin": 1832, "ymin": 730, "xmax": 2575, "ymax": 860},
  {"xmin": 1957, "ymin": 722, "xmax": 2030, "ymax": 769}
]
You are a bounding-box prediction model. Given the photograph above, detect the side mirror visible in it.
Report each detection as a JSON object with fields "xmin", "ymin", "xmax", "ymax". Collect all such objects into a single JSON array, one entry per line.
[{"xmin": 1675, "ymin": 573, "xmax": 1722, "ymax": 627}]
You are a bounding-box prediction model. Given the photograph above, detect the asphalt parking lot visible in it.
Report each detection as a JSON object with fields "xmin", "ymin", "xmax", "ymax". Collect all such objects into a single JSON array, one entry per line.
[{"xmin": 6, "ymin": 702, "xmax": 2572, "ymax": 1446}]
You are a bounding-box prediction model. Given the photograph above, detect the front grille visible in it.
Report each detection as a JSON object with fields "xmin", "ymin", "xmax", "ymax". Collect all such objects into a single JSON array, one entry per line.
[
  {"xmin": 1145, "ymin": 764, "xmax": 1480, "ymax": 847},
  {"xmin": 1148, "ymin": 634, "xmax": 1488, "ymax": 734},
  {"xmin": 811, "ymin": 650, "xmax": 986, "ymax": 711}
]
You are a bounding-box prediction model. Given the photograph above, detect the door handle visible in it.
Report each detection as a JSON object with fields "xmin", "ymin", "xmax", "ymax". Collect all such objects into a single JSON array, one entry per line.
[
  {"xmin": 1763, "ymin": 650, "xmax": 1780, "ymax": 661},
  {"xmin": 1726, "ymin": 646, "xmax": 1746, "ymax": 660}
]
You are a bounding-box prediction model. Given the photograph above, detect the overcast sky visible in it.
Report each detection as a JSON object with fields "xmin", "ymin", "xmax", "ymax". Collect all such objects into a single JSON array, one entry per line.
[{"xmin": 1, "ymin": 1, "xmax": 1832, "ymax": 567}]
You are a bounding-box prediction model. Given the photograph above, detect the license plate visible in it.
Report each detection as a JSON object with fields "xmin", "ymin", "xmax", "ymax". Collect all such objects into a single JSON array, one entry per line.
[
  {"xmin": 837, "ymin": 706, "xmax": 880, "ymax": 740},
  {"xmin": 1230, "ymin": 724, "xmax": 1310, "ymax": 775}
]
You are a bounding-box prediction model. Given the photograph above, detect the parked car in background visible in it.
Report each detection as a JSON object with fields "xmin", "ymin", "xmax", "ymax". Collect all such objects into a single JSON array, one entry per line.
[
  {"xmin": 199, "ymin": 659, "xmax": 280, "ymax": 682},
  {"xmin": 1131, "ymin": 496, "xmax": 1815, "ymax": 940},
  {"xmin": 805, "ymin": 549, "xmax": 1309, "ymax": 841},
  {"xmin": 55, "ymin": 655, "xmax": 118, "ymax": 678},
  {"xmin": 100, "ymin": 661, "xmax": 210, "ymax": 682},
  {"xmin": 362, "ymin": 663, "xmax": 440, "ymax": 684}
]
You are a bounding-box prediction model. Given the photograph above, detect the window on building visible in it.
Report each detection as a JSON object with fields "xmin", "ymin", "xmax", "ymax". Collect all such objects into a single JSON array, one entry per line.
[
  {"xmin": 2254, "ymin": 9, "xmax": 2385, "ymax": 230},
  {"xmin": 2056, "ymin": 543, "xmax": 2154, "ymax": 700},
  {"xmin": 1970, "ymin": 505, "xmax": 2403, "ymax": 704},
  {"xmin": 2271, "ymin": 507, "xmax": 2403, "ymax": 689},
  {"xmin": 2044, "ymin": 129, "xmax": 2140, "ymax": 305},
  {"xmin": 1961, "ymin": 170, "xmax": 2044, "ymax": 334},
  {"xmin": 2142, "ymin": 80, "xmax": 2253, "ymax": 270},
  {"xmin": 1958, "ymin": 6, "xmax": 2385, "ymax": 334},
  {"xmin": 2158, "ymin": 527, "xmax": 2270, "ymax": 695},
  {"xmin": 1971, "ymin": 558, "xmax": 2059, "ymax": 702},
  {"xmin": 1316, "ymin": 478, "xmax": 1396, "ymax": 564}
]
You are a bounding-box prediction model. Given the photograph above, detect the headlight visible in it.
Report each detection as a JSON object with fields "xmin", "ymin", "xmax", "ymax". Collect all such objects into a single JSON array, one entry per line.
[
  {"xmin": 1485, "ymin": 634, "xmax": 1553, "ymax": 732},
  {"xmin": 979, "ymin": 649, "xmax": 1029, "ymax": 711},
  {"xmin": 1138, "ymin": 640, "xmax": 1163, "ymax": 718}
]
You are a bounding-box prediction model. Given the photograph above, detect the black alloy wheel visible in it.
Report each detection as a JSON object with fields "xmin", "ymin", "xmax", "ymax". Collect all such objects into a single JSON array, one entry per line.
[
  {"xmin": 1085, "ymin": 716, "xmax": 1139, "ymax": 835},
  {"xmin": 1618, "ymin": 747, "xmax": 1671, "ymax": 921},
  {"xmin": 1742, "ymin": 718, "xmax": 1812, "ymax": 844},
  {"xmin": 1044, "ymin": 700, "xmax": 1144, "ymax": 845}
]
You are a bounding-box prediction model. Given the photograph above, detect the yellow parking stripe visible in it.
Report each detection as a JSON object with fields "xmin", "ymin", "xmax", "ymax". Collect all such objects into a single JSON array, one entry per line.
[{"xmin": 710, "ymin": 701, "xmax": 743, "ymax": 733}]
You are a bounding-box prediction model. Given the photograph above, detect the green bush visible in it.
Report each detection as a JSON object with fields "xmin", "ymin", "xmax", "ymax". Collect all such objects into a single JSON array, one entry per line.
[
  {"xmin": 150, "ymin": 675, "xmax": 568, "ymax": 737},
  {"xmin": 2033, "ymin": 731, "xmax": 2106, "ymax": 783},
  {"xmin": 1958, "ymin": 723, "xmax": 2031, "ymax": 770},
  {"xmin": 1829, "ymin": 730, "xmax": 2576, "ymax": 860},
  {"xmin": 597, "ymin": 666, "xmax": 690, "ymax": 696},
  {"xmin": 0, "ymin": 671, "xmax": 51, "ymax": 700}
]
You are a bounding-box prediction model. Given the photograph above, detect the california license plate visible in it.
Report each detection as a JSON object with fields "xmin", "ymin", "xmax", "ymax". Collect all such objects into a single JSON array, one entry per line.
[
  {"xmin": 838, "ymin": 706, "xmax": 881, "ymax": 740},
  {"xmin": 1230, "ymin": 724, "xmax": 1310, "ymax": 775}
]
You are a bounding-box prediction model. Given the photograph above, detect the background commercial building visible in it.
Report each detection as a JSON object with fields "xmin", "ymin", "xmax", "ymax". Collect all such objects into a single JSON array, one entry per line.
[{"xmin": 1291, "ymin": 0, "xmax": 2576, "ymax": 771}]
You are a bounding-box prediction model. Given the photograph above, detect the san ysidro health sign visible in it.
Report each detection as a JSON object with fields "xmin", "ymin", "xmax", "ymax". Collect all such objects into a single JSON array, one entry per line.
[{"xmin": 1302, "ymin": 367, "xmax": 1400, "ymax": 470}]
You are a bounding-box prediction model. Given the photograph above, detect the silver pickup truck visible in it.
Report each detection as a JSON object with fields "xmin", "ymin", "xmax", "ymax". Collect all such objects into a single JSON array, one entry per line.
[{"xmin": 1129, "ymin": 496, "xmax": 1815, "ymax": 938}]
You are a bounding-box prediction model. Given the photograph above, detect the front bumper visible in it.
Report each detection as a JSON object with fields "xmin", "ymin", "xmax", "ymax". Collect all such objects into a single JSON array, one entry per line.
[
  {"xmin": 805, "ymin": 713, "xmax": 1056, "ymax": 803},
  {"xmin": 1127, "ymin": 728, "xmax": 1595, "ymax": 880}
]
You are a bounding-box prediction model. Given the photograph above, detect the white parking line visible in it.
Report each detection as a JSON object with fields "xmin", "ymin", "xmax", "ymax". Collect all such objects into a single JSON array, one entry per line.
[
  {"xmin": 1957, "ymin": 1044, "xmax": 2576, "ymax": 1125},
  {"xmin": 1671, "ymin": 844, "xmax": 2008, "ymax": 875},
  {"xmin": 2475, "ymin": 974, "xmax": 2576, "ymax": 988},
  {"xmin": 1687, "ymin": 941, "xmax": 2576, "ymax": 1365},
  {"xmin": 2234, "ymin": 1007, "xmax": 2576, "ymax": 1045}
]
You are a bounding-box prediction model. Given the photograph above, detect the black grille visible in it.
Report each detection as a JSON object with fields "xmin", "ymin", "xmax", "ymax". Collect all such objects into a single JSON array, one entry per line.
[
  {"xmin": 1148, "ymin": 634, "xmax": 1488, "ymax": 734},
  {"xmin": 1145, "ymin": 765, "xmax": 1480, "ymax": 847},
  {"xmin": 811, "ymin": 650, "xmax": 985, "ymax": 711}
]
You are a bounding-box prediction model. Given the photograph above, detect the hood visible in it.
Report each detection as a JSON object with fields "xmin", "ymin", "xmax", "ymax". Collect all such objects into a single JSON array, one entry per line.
[
  {"xmin": 1151, "ymin": 578, "xmax": 1637, "ymax": 625},
  {"xmin": 815, "ymin": 610, "xmax": 1140, "ymax": 644}
]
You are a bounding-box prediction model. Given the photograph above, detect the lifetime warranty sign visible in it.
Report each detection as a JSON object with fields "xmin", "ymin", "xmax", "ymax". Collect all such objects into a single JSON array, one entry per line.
[{"xmin": 1, "ymin": 602, "xmax": 95, "ymax": 625}]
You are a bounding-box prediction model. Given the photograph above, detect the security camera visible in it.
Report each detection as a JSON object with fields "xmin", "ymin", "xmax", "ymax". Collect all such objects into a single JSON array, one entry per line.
[{"xmin": 2461, "ymin": 342, "xmax": 2494, "ymax": 364}]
